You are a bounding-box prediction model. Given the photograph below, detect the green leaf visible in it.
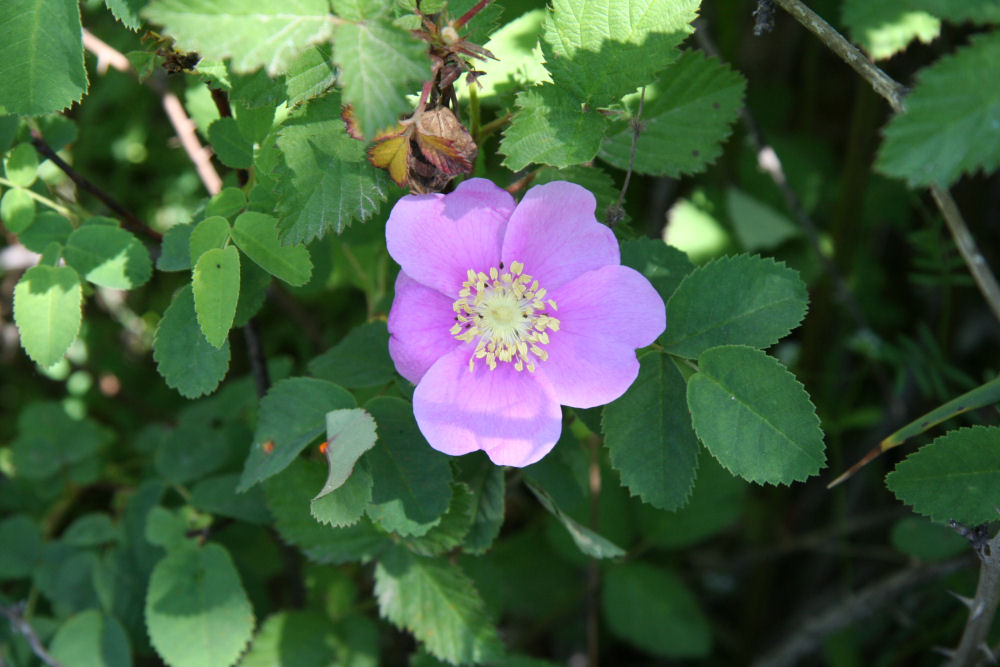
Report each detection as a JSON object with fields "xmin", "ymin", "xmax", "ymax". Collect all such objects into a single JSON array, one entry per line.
[
  {"xmin": 240, "ymin": 611, "xmax": 338, "ymax": 667},
  {"xmin": 316, "ymin": 408, "xmax": 378, "ymax": 498},
  {"xmin": 0, "ymin": 514, "xmax": 42, "ymax": 579},
  {"xmin": 886, "ymin": 425, "xmax": 1000, "ymax": 525},
  {"xmin": 143, "ymin": 0, "xmax": 335, "ymax": 75},
  {"xmin": 687, "ymin": 346, "xmax": 826, "ymax": 485},
  {"xmin": 233, "ymin": 257, "xmax": 272, "ymax": 328},
  {"xmin": 602, "ymin": 562, "xmax": 711, "ymax": 658},
  {"xmin": 63, "ymin": 225, "xmax": 152, "ymax": 289},
  {"xmin": 1, "ymin": 187, "xmax": 36, "ymax": 233},
  {"xmin": 881, "ymin": 375, "xmax": 1000, "ymax": 451},
  {"xmin": 374, "ymin": 545, "xmax": 504, "ymax": 664},
  {"xmin": 273, "ymin": 93, "xmax": 390, "ymax": 243},
  {"xmin": 49, "ymin": 609, "xmax": 132, "ymax": 667},
  {"xmin": 663, "ymin": 254, "xmax": 808, "ymax": 359},
  {"xmin": 153, "ymin": 284, "xmax": 231, "ymax": 398},
  {"xmin": 63, "ymin": 513, "xmax": 119, "ymax": 547},
  {"xmin": 265, "ymin": 458, "xmax": 389, "ymax": 564},
  {"xmin": 13, "ymin": 264, "xmax": 82, "ymax": 368},
  {"xmin": 911, "ymin": 0, "xmax": 1000, "ymax": 24},
  {"xmin": 4, "ymin": 143, "xmax": 39, "ymax": 187},
  {"xmin": 459, "ymin": 8, "xmax": 550, "ymax": 102},
  {"xmin": 604, "ymin": 351, "xmax": 699, "ymax": 511},
  {"xmin": 332, "ymin": 18, "xmax": 430, "ymax": 138},
  {"xmin": 600, "ymin": 50, "xmax": 746, "ymax": 177},
  {"xmin": 235, "ymin": 104, "xmax": 275, "ymax": 145},
  {"xmin": 208, "ymin": 117, "xmax": 253, "ymax": 168},
  {"xmin": 540, "ymin": 0, "xmax": 699, "ymax": 107},
  {"xmin": 404, "ymin": 483, "xmax": 477, "ymax": 556},
  {"xmin": 230, "ymin": 211, "xmax": 312, "ymax": 286},
  {"xmin": 525, "ymin": 478, "xmax": 625, "ymax": 559},
  {"xmin": 500, "ymin": 84, "xmax": 610, "ymax": 171},
  {"xmin": 145, "ymin": 543, "xmax": 255, "ymax": 667},
  {"xmin": 192, "ymin": 246, "xmax": 241, "ymax": 348},
  {"xmin": 0, "ymin": 0, "xmax": 88, "ymax": 115},
  {"xmin": 238, "ymin": 377, "xmax": 356, "ymax": 490},
  {"xmin": 726, "ymin": 187, "xmax": 800, "ymax": 251},
  {"xmin": 155, "ymin": 420, "xmax": 229, "ymax": 484},
  {"xmin": 18, "ymin": 211, "xmax": 73, "ymax": 253},
  {"xmin": 189, "ymin": 215, "xmax": 230, "ymax": 264},
  {"xmin": 364, "ymin": 397, "xmax": 453, "ymax": 537},
  {"xmin": 145, "ymin": 507, "xmax": 191, "ymax": 551},
  {"xmin": 190, "ymin": 474, "xmax": 271, "ymax": 525},
  {"xmin": 308, "ymin": 321, "xmax": 394, "ymax": 387},
  {"xmin": 311, "ymin": 465, "xmax": 373, "ymax": 528},
  {"xmin": 285, "ymin": 44, "xmax": 337, "ymax": 106},
  {"xmin": 9, "ymin": 402, "xmax": 109, "ymax": 482},
  {"xmin": 876, "ymin": 32, "xmax": 1000, "ymax": 187},
  {"xmin": 205, "ymin": 187, "xmax": 247, "ymax": 218},
  {"xmin": 890, "ymin": 517, "xmax": 967, "ymax": 561},
  {"xmin": 619, "ymin": 238, "xmax": 695, "ymax": 307},
  {"xmin": 157, "ymin": 223, "xmax": 193, "ymax": 271},
  {"xmin": 106, "ymin": 0, "xmax": 144, "ymax": 30},
  {"xmin": 454, "ymin": 454, "xmax": 505, "ymax": 554},
  {"xmin": 841, "ymin": 0, "xmax": 940, "ymax": 60}
]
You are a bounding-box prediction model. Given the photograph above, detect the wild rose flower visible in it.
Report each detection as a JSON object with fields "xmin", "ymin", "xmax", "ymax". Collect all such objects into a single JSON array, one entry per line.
[{"xmin": 386, "ymin": 178, "xmax": 666, "ymax": 467}]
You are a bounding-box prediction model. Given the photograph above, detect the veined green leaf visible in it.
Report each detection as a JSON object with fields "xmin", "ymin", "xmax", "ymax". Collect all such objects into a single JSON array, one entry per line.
[
  {"xmin": 49, "ymin": 610, "xmax": 132, "ymax": 667},
  {"xmin": 842, "ymin": 0, "xmax": 939, "ymax": 60},
  {"xmin": 525, "ymin": 478, "xmax": 625, "ymax": 559},
  {"xmin": 230, "ymin": 211, "xmax": 312, "ymax": 286},
  {"xmin": 13, "ymin": 264, "xmax": 82, "ymax": 368},
  {"xmin": 316, "ymin": 408, "xmax": 378, "ymax": 498},
  {"xmin": 192, "ymin": 246, "xmax": 241, "ymax": 348},
  {"xmin": 64, "ymin": 225, "xmax": 152, "ymax": 289},
  {"xmin": 153, "ymin": 285, "xmax": 231, "ymax": 398}
]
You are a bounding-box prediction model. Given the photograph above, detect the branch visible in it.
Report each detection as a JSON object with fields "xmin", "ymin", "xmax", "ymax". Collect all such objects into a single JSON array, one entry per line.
[
  {"xmin": 606, "ymin": 87, "xmax": 645, "ymax": 227},
  {"xmin": 944, "ymin": 528, "xmax": 1000, "ymax": 667},
  {"xmin": 770, "ymin": 0, "xmax": 1000, "ymax": 326},
  {"xmin": 1, "ymin": 603, "xmax": 63, "ymax": 667}
]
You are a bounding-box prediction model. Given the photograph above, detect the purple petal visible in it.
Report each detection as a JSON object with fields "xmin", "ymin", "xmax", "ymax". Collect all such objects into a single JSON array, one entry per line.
[
  {"xmin": 501, "ymin": 181, "xmax": 619, "ymax": 290},
  {"xmin": 387, "ymin": 271, "xmax": 460, "ymax": 384},
  {"xmin": 413, "ymin": 348, "xmax": 563, "ymax": 467},
  {"xmin": 539, "ymin": 265, "xmax": 666, "ymax": 408},
  {"xmin": 386, "ymin": 179, "xmax": 515, "ymax": 297}
]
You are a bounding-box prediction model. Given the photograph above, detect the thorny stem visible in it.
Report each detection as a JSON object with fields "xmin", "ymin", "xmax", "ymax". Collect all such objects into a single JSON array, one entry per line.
[
  {"xmin": 452, "ymin": 0, "xmax": 492, "ymax": 29},
  {"xmin": 28, "ymin": 128, "xmax": 162, "ymax": 242},
  {"xmin": 1, "ymin": 603, "xmax": 63, "ymax": 667},
  {"xmin": 608, "ymin": 87, "xmax": 646, "ymax": 226},
  {"xmin": 945, "ymin": 530, "xmax": 1000, "ymax": 667},
  {"xmin": 771, "ymin": 0, "xmax": 1000, "ymax": 326}
]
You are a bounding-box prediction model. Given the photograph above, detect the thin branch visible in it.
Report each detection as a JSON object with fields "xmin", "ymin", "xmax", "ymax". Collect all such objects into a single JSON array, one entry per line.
[
  {"xmin": 28, "ymin": 129, "xmax": 162, "ymax": 241},
  {"xmin": 770, "ymin": 0, "xmax": 1000, "ymax": 326},
  {"xmin": 1, "ymin": 603, "xmax": 63, "ymax": 667},
  {"xmin": 242, "ymin": 317, "xmax": 271, "ymax": 399},
  {"xmin": 607, "ymin": 87, "xmax": 645, "ymax": 227},
  {"xmin": 945, "ymin": 529, "xmax": 1000, "ymax": 667}
]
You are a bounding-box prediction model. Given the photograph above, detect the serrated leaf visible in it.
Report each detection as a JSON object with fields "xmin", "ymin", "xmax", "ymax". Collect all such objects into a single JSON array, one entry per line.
[
  {"xmin": 540, "ymin": 0, "xmax": 699, "ymax": 107},
  {"xmin": 274, "ymin": 93, "xmax": 390, "ymax": 243},
  {"xmin": 600, "ymin": 50, "xmax": 746, "ymax": 177},
  {"xmin": 663, "ymin": 254, "xmax": 808, "ymax": 359},
  {"xmin": 619, "ymin": 237, "xmax": 695, "ymax": 304},
  {"xmin": 230, "ymin": 211, "xmax": 312, "ymax": 286},
  {"xmin": 311, "ymin": 465, "xmax": 373, "ymax": 527},
  {"xmin": 142, "ymin": 0, "xmax": 335, "ymax": 75},
  {"xmin": 525, "ymin": 478, "xmax": 625, "ymax": 559},
  {"xmin": 308, "ymin": 321, "xmax": 394, "ymax": 387},
  {"xmin": 285, "ymin": 44, "xmax": 337, "ymax": 106},
  {"xmin": 454, "ymin": 454, "xmax": 505, "ymax": 554},
  {"xmin": 265, "ymin": 458, "xmax": 389, "ymax": 564},
  {"xmin": 332, "ymin": 18, "xmax": 430, "ymax": 138},
  {"xmin": 192, "ymin": 246, "xmax": 241, "ymax": 348},
  {"xmin": 368, "ymin": 127, "xmax": 410, "ymax": 186},
  {"xmin": 404, "ymin": 483, "xmax": 477, "ymax": 557},
  {"xmin": 106, "ymin": 0, "xmax": 144, "ymax": 30},
  {"xmin": 63, "ymin": 225, "xmax": 152, "ymax": 289},
  {"xmin": 0, "ymin": 0, "xmax": 88, "ymax": 115},
  {"xmin": 189, "ymin": 215, "xmax": 230, "ymax": 264},
  {"xmin": 13, "ymin": 264, "xmax": 82, "ymax": 368},
  {"xmin": 145, "ymin": 543, "xmax": 254, "ymax": 667},
  {"xmin": 602, "ymin": 562, "xmax": 711, "ymax": 658},
  {"xmin": 886, "ymin": 425, "xmax": 1000, "ymax": 525},
  {"xmin": 500, "ymin": 84, "xmax": 610, "ymax": 171},
  {"xmin": 153, "ymin": 284, "xmax": 231, "ymax": 399},
  {"xmin": 49, "ymin": 609, "xmax": 132, "ymax": 667},
  {"xmin": 459, "ymin": 8, "xmax": 550, "ymax": 102},
  {"xmin": 604, "ymin": 351, "xmax": 699, "ymax": 511},
  {"xmin": 5, "ymin": 143, "xmax": 39, "ymax": 187},
  {"xmin": 911, "ymin": 0, "xmax": 1000, "ymax": 24},
  {"xmin": 1, "ymin": 187, "xmax": 36, "ymax": 233},
  {"xmin": 157, "ymin": 223, "xmax": 194, "ymax": 271},
  {"xmin": 374, "ymin": 545, "xmax": 504, "ymax": 664},
  {"xmin": 205, "ymin": 187, "xmax": 247, "ymax": 218},
  {"xmin": 876, "ymin": 32, "xmax": 1000, "ymax": 187},
  {"xmin": 18, "ymin": 211, "xmax": 73, "ymax": 253},
  {"xmin": 316, "ymin": 408, "xmax": 378, "ymax": 497},
  {"xmin": 364, "ymin": 397, "xmax": 453, "ymax": 537},
  {"xmin": 238, "ymin": 377, "xmax": 356, "ymax": 490},
  {"xmin": 687, "ymin": 345, "xmax": 825, "ymax": 485},
  {"xmin": 208, "ymin": 117, "xmax": 253, "ymax": 168},
  {"xmin": 842, "ymin": 0, "xmax": 940, "ymax": 60},
  {"xmin": 240, "ymin": 611, "xmax": 337, "ymax": 667}
]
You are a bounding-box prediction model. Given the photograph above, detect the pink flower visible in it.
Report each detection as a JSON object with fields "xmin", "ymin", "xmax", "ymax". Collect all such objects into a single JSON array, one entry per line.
[{"xmin": 386, "ymin": 178, "xmax": 666, "ymax": 467}]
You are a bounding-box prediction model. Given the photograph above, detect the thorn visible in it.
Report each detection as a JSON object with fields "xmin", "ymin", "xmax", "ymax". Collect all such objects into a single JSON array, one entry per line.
[
  {"xmin": 932, "ymin": 646, "xmax": 956, "ymax": 659},
  {"xmin": 949, "ymin": 590, "xmax": 975, "ymax": 609},
  {"xmin": 979, "ymin": 642, "xmax": 998, "ymax": 664}
]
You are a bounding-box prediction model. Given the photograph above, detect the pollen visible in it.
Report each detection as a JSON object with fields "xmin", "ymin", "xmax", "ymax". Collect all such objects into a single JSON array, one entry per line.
[{"xmin": 450, "ymin": 260, "xmax": 560, "ymax": 372}]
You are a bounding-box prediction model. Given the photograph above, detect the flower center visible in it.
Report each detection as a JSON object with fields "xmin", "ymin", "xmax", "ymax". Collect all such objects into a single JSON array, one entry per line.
[{"xmin": 450, "ymin": 261, "xmax": 560, "ymax": 372}]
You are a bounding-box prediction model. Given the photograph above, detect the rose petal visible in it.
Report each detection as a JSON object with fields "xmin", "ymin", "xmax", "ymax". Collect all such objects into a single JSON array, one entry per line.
[
  {"xmin": 413, "ymin": 348, "xmax": 563, "ymax": 467},
  {"xmin": 387, "ymin": 271, "xmax": 460, "ymax": 384},
  {"xmin": 386, "ymin": 178, "xmax": 515, "ymax": 296},
  {"xmin": 539, "ymin": 265, "xmax": 666, "ymax": 408},
  {"xmin": 501, "ymin": 181, "xmax": 619, "ymax": 290}
]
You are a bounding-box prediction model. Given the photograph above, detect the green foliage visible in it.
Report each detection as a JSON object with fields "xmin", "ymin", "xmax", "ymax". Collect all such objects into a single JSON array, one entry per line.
[
  {"xmin": 1, "ymin": 188, "xmax": 36, "ymax": 233},
  {"xmin": 375, "ymin": 545, "xmax": 504, "ymax": 664},
  {"xmin": 308, "ymin": 321, "xmax": 395, "ymax": 388},
  {"xmin": 887, "ymin": 426, "xmax": 1000, "ymax": 524},
  {"xmin": 890, "ymin": 517, "xmax": 967, "ymax": 561},
  {"xmin": 145, "ymin": 543, "xmax": 255, "ymax": 667},
  {"xmin": 525, "ymin": 479, "xmax": 626, "ymax": 559},
  {"xmin": 687, "ymin": 346, "xmax": 826, "ymax": 485},
  {"xmin": 876, "ymin": 32, "xmax": 1000, "ymax": 187},
  {"xmin": 4, "ymin": 143, "xmax": 39, "ymax": 187},
  {"xmin": 663, "ymin": 255, "xmax": 809, "ymax": 359},
  {"xmin": 189, "ymin": 215, "xmax": 231, "ymax": 264},
  {"xmin": 230, "ymin": 211, "xmax": 312, "ymax": 286},
  {"xmin": 153, "ymin": 285, "xmax": 231, "ymax": 398},
  {"xmin": 603, "ymin": 351, "xmax": 699, "ymax": 510},
  {"xmin": 316, "ymin": 408, "xmax": 378, "ymax": 497},
  {"xmin": 13, "ymin": 264, "xmax": 82, "ymax": 368},
  {"xmin": 725, "ymin": 187, "xmax": 800, "ymax": 252},
  {"xmin": 454, "ymin": 454, "xmax": 505, "ymax": 554},
  {"xmin": 842, "ymin": 0, "xmax": 940, "ymax": 60},
  {"xmin": 619, "ymin": 237, "xmax": 695, "ymax": 303},
  {"xmin": 192, "ymin": 245, "xmax": 241, "ymax": 348},
  {"xmin": 240, "ymin": 611, "xmax": 338, "ymax": 666},
  {"xmin": 64, "ymin": 224, "xmax": 152, "ymax": 289},
  {"xmin": 208, "ymin": 117, "xmax": 253, "ymax": 169},
  {"xmin": 0, "ymin": 0, "xmax": 88, "ymax": 115},
  {"xmin": 49, "ymin": 610, "xmax": 132, "ymax": 667},
  {"xmin": 18, "ymin": 211, "xmax": 73, "ymax": 253},
  {"xmin": 0, "ymin": 515, "xmax": 42, "ymax": 579}
]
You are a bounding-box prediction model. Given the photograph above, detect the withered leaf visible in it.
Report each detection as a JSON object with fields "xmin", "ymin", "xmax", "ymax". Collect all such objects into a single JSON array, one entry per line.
[{"xmin": 369, "ymin": 125, "xmax": 410, "ymax": 187}]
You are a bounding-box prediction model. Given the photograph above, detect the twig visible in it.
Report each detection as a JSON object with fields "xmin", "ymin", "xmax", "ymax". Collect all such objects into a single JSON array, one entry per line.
[
  {"xmin": 771, "ymin": 0, "xmax": 1000, "ymax": 331},
  {"xmin": 28, "ymin": 129, "xmax": 162, "ymax": 241},
  {"xmin": 0, "ymin": 176, "xmax": 74, "ymax": 219},
  {"xmin": 1, "ymin": 603, "xmax": 63, "ymax": 667},
  {"xmin": 751, "ymin": 556, "xmax": 969, "ymax": 667},
  {"xmin": 944, "ymin": 529, "xmax": 1000, "ymax": 667},
  {"xmin": 606, "ymin": 87, "xmax": 645, "ymax": 227},
  {"xmin": 242, "ymin": 317, "xmax": 271, "ymax": 399}
]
